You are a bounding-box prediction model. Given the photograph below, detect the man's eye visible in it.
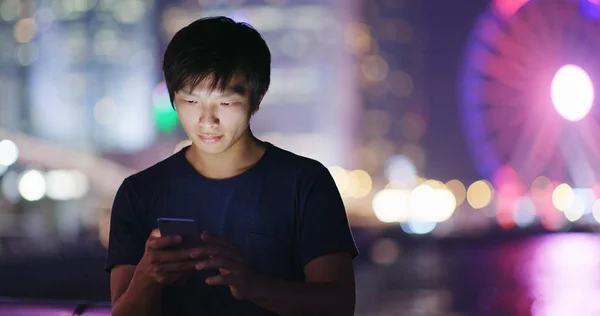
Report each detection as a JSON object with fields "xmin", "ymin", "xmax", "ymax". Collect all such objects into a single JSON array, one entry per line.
[
  {"xmin": 220, "ymin": 102, "xmax": 231, "ymax": 106},
  {"xmin": 185, "ymin": 100, "xmax": 197, "ymax": 104}
]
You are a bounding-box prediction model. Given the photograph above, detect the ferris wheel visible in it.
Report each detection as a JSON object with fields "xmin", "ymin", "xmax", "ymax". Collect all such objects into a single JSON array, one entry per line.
[{"xmin": 459, "ymin": 0, "xmax": 600, "ymax": 187}]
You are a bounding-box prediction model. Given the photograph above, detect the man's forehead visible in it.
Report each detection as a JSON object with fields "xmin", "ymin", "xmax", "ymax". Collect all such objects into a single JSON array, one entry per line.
[{"xmin": 180, "ymin": 75, "xmax": 248, "ymax": 96}]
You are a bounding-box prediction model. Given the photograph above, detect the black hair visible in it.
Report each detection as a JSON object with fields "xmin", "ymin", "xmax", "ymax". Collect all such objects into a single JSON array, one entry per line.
[{"xmin": 162, "ymin": 16, "xmax": 271, "ymax": 114}]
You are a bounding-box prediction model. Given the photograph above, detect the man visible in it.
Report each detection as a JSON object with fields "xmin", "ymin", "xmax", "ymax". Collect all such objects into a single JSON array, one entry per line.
[{"xmin": 105, "ymin": 16, "xmax": 359, "ymax": 315}]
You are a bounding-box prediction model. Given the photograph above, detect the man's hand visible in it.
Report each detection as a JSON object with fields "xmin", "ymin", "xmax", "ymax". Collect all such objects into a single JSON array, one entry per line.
[
  {"xmin": 136, "ymin": 229, "xmax": 203, "ymax": 285},
  {"xmin": 193, "ymin": 231, "xmax": 261, "ymax": 301}
]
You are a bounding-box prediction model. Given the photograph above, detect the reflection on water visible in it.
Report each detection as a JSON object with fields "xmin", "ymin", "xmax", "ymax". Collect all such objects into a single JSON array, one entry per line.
[
  {"xmin": 356, "ymin": 233, "xmax": 600, "ymax": 316},
  {"xmin": 527, "ymin": 234, "xmax": 600, "ymax": 316},
  {"xmin": 2, "ymin": 233, "xmax": 600, "ymax": 315}
]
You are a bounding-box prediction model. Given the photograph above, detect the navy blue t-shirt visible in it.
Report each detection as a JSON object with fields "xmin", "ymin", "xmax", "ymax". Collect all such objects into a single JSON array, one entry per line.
[{"xmin": 104, "ymin": 142, "xmax": 359, "ymax": 315}]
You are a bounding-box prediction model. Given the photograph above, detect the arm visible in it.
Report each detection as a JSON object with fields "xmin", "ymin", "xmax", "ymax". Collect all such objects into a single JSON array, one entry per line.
[
  {"xmin": 249, "ymin": 253, "xmax": 355, "ymax": 316},
  {"xmin": 245, "ymin": 164, "xmax": 358, "ymax": 315},
  {"xmin": 110, "ymin": 265, "xmax": 162, "ymax": 316},
  {"xmin": 105, "ymin": 180, "xmax": 200, "ymax": 315}
]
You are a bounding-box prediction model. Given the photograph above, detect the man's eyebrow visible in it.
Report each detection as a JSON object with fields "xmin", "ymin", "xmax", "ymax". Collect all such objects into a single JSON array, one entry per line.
[{"xmin": 180, "ymin": 84, "xmax": 247, "ymax": 97}]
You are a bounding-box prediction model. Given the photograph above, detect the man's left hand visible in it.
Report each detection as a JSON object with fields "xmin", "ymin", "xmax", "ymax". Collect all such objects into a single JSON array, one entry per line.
[{"xmin": 193, "ymin": 231, "xmax": 262, "ymax": 301}]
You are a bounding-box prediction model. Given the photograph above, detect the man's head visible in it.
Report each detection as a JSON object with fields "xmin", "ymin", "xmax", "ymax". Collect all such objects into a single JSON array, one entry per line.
[{"xmin": 163, "ymin": 16, "xmax": 271, "ymax": 155}]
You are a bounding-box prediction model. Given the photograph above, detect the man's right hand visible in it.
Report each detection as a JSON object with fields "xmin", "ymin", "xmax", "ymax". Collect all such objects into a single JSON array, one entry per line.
[{"xmin": 135, "ymin": 229, "xmax": 202, "ymax": 285}]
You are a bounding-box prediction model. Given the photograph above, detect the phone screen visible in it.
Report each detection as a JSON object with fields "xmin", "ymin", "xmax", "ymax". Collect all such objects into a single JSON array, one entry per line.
[{"xmin": 157, "ymin": 217, "xmax": 202, "ymax": 249}]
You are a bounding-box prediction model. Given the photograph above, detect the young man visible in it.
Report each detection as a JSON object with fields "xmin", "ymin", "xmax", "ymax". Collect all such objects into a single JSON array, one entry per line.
[{"xmin": 105, "ymin": 16, "xmax": 358, "ymax": 315}]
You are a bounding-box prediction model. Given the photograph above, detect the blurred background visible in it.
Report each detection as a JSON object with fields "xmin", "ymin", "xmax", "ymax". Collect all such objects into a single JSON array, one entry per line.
[{"xmin": 1, "ymin": 0, "xmax": 600, "ymax": 315}]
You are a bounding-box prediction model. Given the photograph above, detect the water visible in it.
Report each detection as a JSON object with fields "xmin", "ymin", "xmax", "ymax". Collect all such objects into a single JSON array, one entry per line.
[
  {"xmin": 2, "ymin": 233, "xmax": 600, "ymax": 316},
  {"xmin": 355, "ymin": 233, "xmax": 600, "ymax": 316}
]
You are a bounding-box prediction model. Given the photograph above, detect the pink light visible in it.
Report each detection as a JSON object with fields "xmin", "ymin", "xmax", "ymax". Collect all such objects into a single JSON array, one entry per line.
[{"xmin": 494, "ymin": 0, "xmax": 530, "ymax": 18}]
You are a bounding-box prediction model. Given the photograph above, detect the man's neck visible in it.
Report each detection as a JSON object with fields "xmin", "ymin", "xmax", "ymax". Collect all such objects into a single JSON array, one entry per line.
[{"xmin": 185, "ymin": 131, "xmax": 266, "ymax": 180}]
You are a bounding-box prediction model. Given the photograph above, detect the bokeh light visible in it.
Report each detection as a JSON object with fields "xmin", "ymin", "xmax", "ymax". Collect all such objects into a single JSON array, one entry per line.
[
  {"xmin": 467, "ymin": 180, "xmax": 494, "ymax": 209},
  {"xmin": 409, "ymin": 183, "xmax": 456, "ymax": 222},
  {"xmin": 152, "ymin": 82, "xmax": 179, "ymax": 133},
  {"xmin": 592, "ymin": 200, "xmax": 600, "ymax": 223},
  {"xmin": 551, "ymin": 65, "xmax": 595, "ymax": 121},
  {"xmin": 18, "ymin": 170, "xmax": 46, "ymax": 202},
  {"xmin": 372, "ymin": 189, "xmax": 411, "ymax": 223},
  {"xmin": 0, "ymin": 139, "xmax": 19, "ymax": 166},
  {"xmin": 45, "ymin": 170, "xmax": 89, "ymax": 200},
  {"xmin": 329, "ymin": 166, "xmax": 350, "ymax": 195},
  {"xmin": 513, "ymin": 196, "xmax": 536, "ymax": 227},
  {"xmin": 552, "ymin": 183, "xmax": 575, "ymax": 211},
  {"xmin": 401, "ymin": 220, "xmax": 437, "ymax": 234},
  {"xmin": 370, "ymin": 238, "xmax": 400, "ymax": 265},
  {"xmin": 446, "ymin": 179, "xmax": 467, "ymax": 206},
  {"xmin": 384, "ymin": 155, "xmax": 417, "ymax": 187},
  {"xmin": 564, "ymin": 195, "xmax": 585, "ymax": 222},
  {"xmin": 345, "ymin": 169, "xmax": 373, "ymax": 198}
]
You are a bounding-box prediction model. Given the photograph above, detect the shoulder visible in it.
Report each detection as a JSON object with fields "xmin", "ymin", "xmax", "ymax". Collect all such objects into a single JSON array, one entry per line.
[
  {"xmin": 123, "ymin": 150, "xmax": 184, "ymax": 193},
  {"xmin": 266, "ymin": 143, "xmax": 331, "ymax": 182}
]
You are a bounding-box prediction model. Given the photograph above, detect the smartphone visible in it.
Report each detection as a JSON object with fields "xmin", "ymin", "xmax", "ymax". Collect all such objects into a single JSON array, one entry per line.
[{"xmin": 157, "ymin": 217, "xmax": 203, "ymax": 249}]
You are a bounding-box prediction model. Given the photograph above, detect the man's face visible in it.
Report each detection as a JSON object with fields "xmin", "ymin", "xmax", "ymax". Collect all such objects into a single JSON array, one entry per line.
[{"xmin": 174, "ymin": 77, "xmax": 252, "ymax": 156}]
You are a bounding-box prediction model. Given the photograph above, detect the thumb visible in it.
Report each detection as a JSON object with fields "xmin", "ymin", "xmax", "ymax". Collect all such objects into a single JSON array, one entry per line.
[{"xmin": 150, "ymin": 228, "xmax": 162, "ymax": 238}]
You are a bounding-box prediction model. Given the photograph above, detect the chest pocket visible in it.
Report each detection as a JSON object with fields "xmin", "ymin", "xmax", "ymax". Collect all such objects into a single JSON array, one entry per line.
[{"xmin": 243, "ymin": 224, "xmax": 291, "ymax": 278}]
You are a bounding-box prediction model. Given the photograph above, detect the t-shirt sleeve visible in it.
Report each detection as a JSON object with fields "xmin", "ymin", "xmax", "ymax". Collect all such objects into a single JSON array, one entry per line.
[
  {"xmin": 104, "ymin": 179, "xmax": 148, "ymax": 273},
  {"xmin": 296, "ymin": 166, "xmax": 359, "ymax": 268}
]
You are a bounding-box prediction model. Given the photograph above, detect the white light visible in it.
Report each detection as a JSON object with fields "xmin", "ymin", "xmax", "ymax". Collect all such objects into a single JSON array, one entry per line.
[
  {"xmin": 409, "ymin": 184, "xmax": 457, "ymax": 222},
  {"xmin": 573, "ymin": 188, "xmax": 596, "ymax": 214},
  {"xmin": 551, "ymin": 65, "xmax": 595, "ymax": 121},
  {"xmin": 564, "ymin": 195, "xmax": 585, "ymax": 222},
  {"xmin": 592, "ymin": 199, "xmax": 600, "ymax": 223},
  {"xmin": 384, "ymin": 155, "xmax": 417, "ymax": 186},
  {"xmin": 45, "ymin": 170, "xmax": 89, "ymax": 200},
  {"xmin": 18, "ymin": 170, "xmax": 46, "ymax": 201},
  {"xmin": 0, "ymin": 139, "xmax": 18, "ymax": 166},
  {"xmin": 372, "ymin": 189, "xmax": 411, "ymax": 223}
]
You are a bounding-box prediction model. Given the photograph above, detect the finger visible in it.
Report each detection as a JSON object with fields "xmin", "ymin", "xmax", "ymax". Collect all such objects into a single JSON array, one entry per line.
[
  {"xmin": 148, "ymin": 235, "xmax": 182, "ymax": 250},
  {"xmin": 150, "ymin": 229, "xmax": 161, "ymax": 238},
  {"xmin": 152, "ymin": 248, "xmax": 196, "ymax": 263},
  {"xmin": 159, "ymin": 260, "xmax": 200, "ymax": 274},
  {"xmin": 205, "ymin": 273, "xmax": 236, "ymax": 285},
  {"xmin": 195, "ymin": 256, "xmax": 239, "ymax": 272},
  {"xmin": 190, "ymin": 244, "xmax": 242, "ymax": 263},
  {"xmin": 201, "ymin": 232, "xmax": 240, "ymax": 252}
]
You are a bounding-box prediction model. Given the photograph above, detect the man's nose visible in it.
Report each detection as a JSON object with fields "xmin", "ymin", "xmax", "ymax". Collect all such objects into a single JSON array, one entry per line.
[{"xmin": 198, "ymin": 106, "xmax": 219, "ymax": 128}]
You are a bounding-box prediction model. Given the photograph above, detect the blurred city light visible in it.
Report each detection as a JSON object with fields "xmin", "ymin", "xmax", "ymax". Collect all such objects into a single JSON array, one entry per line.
[
  {"xmin": 328, "ymin": 166, "xmax": 350, "ymax": 195},
  {"xmin": 0, "ymin": 139, "xmax": 18, "ymax": 166},
  {"xmin": 45, "ymin": 170, "xmax": 89, "ymax": 201},
  {"xmin": 467, "ymin": 180, "xmax": 494, "ymax": 209},
  {"xmin": 372, "ymin": 189, "xmax": 411, "ymax": 223},
  {"xmin": 446, "ymin": 179, "xmax": 466, "ymax": 206},
  {"xmin": 551, "ymin": 65, "xmax": 595, "ymax": 121},
  {"xmin": 401, "ymin": 220, "xmax": 437, "ymax": 235},
  {"xmin": 409, "ymin": 183, "xmax": 456, "ymax": 222},
  {"xmin": 152, "ymin": 82, "xmax": 179, "ymax": 134},
  {"xmin": 384, "ymin": 154, "xmax": 417, "ymax": 187},
  {"xmin": 18, "ymin": 169, "xmax": 46, "ymax": 202},
  {"xmin": 513, "ymin": 196, "xmax": 536, "ymax": 227},
  {"xmin": 592, "ymin": 200, "xmax": 600, "ymax": 223},
  {"xmin": 564, "ymin": 195, "xmax": 585, "ymax": 222},
  {"xmin": 370, "ymin": 238, "xmax": 400, "ymax": 265},
  {"xmin": 346, "ymin": 170, "xmax": 373, "ymax": 199},
  {"xmin": 552, "ymin": 183, "xmax": 575, "ymax": 211}
]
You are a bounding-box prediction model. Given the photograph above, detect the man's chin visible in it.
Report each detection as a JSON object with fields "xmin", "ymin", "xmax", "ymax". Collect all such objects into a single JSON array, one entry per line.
[{"xmin": 192, "ymin": 141, "xmax": 227, "ymax": 155}]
